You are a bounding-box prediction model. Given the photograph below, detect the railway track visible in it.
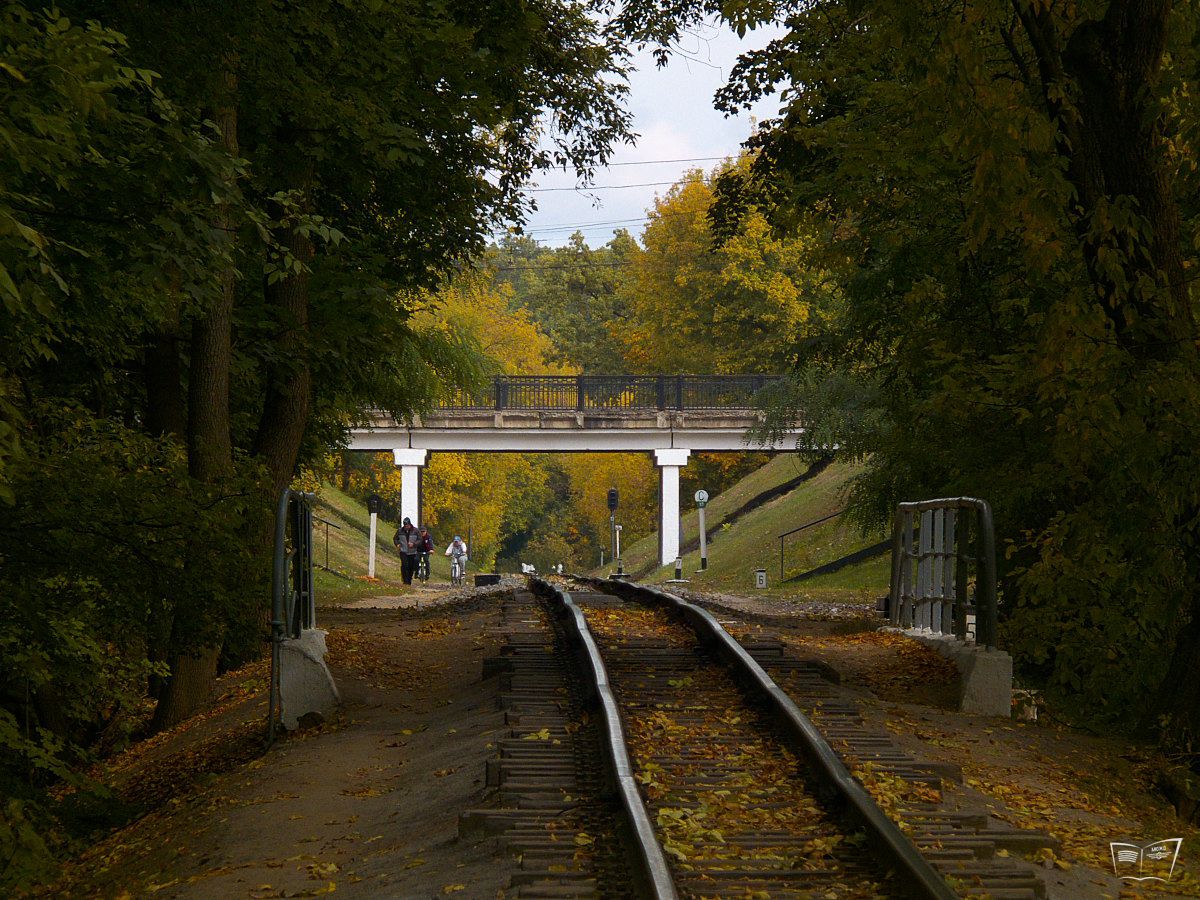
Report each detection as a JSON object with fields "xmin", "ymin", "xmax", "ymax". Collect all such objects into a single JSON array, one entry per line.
[
  {"xmin": 472, "ymin": 583, "xmax": 957, "ymax": 898},
  {"xmin": 466, "ymin": 580, "xmax": 1050, "ymax": 898},
  {"xmin": 570, "ymin": 589, "xmax": 908, "ymax": 898},
  {"xmin": 585, "ymin": 577, "xmax": 1055, "ymax": 899}
]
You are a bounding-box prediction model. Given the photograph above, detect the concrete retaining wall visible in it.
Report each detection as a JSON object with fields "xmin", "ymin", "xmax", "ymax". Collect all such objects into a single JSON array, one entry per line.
[
  {"xmin": 280, "ymin": 628, "xmax": 340, "ymax": 730},
  {"xmin": 889, "ymin": 629, "xmax": 1013, "ymax": 717}
]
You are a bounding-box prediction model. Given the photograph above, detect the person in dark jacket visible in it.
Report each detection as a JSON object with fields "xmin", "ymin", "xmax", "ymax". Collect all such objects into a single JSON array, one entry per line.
[
  {"xmin": 417, "ymin": 524, "xmax": 434, "ymax": 582},
  {"xmin": 393, "ymin": 516, "xmax": 420, "ymax": 585}
]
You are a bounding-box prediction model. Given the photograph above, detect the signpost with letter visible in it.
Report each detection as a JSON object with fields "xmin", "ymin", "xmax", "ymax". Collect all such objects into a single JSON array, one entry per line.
[
  {"xmin": 366, "ymin": 494, "xmax": 382, "ymax": 578},
  {"xmin": 695, "ymin": 489, "xmax": 709, "ymax": 571}
]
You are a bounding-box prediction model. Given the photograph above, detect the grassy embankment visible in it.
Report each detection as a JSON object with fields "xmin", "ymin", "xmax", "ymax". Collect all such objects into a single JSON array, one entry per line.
[
  {"xmin": 602, "ymin": 455, "xmax": 890, "ymax": 601},
  {"xmin": 310, "ymin": 484, "xmax": 457, "ymax": 604}
]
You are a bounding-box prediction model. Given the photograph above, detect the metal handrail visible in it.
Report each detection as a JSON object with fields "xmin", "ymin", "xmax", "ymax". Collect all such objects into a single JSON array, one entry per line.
[
  {"xmin": 438, "ymin": 374, "xmax": 780, "ymax": 412},
  {"xmin": 314, "ymin": 515, "xmax": 342, "ymax": 573},
  {"xmin": 778, "ymin": 509, "xmax": 845, "ymax": 581},
  {"xmin": 888, "ymin": 497, "xmax": 997, "ymax": 648}
]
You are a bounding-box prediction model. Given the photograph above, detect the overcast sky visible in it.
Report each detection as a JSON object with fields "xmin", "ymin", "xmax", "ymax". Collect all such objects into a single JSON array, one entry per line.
[{"xmin": 500, "ymin": 20, "xmax": 786, "ymax": 248}]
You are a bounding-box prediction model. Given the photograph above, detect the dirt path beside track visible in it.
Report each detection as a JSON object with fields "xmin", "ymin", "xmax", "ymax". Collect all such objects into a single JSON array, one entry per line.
[{"xmin": 41, "ymin": 585, "xmax": 1200, "ymax": 899}]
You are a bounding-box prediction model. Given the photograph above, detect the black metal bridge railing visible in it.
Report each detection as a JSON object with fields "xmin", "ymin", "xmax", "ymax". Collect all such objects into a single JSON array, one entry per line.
[{"xmin": 441, "ymin": 374, "xmax": 779, "ymax": 412}]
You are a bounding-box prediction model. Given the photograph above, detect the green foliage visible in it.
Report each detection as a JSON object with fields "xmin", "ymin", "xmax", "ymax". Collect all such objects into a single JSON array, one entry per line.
[
  {"xmin": 0, "ymin": 796, "xmax": 58, "ymax": 891},
  {"xmin": 0, "ymin": 413, "xmax": 268, "ymax": 891},
  {"xmin": 2, "ymin": 0, "xmax": 636, "ymax": 886},
  {"xmin": 0, "ymin": 3, "xmax": 246, "ymax": 500},
  {"xmin": 631, "ymin": 0, "xmax": 1200, "ymax": 733},
  {"xmin": 488, "ymin": 232, "xmax": 637, "ymax": 373}
]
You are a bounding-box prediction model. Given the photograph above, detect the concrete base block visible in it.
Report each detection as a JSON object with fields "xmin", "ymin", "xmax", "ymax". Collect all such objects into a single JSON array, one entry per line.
[
  {"xmin": 280, "ymin": 628, "xmax": 340, "ymax": 730},
  {"xmin": 888, "ymin": 629, "xmax": 1013, "ymax": 717}
]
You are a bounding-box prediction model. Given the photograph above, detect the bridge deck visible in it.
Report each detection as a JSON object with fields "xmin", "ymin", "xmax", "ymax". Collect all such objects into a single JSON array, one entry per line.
[{"xmin": 348, "ymin": 408, "xmax": 797, "ymax": 452}]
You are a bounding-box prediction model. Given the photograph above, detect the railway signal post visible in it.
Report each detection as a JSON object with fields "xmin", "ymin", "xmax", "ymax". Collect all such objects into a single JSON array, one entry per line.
[{"xmin": 695, "ymin": 489, "xmax": 709, "ymax": 571}]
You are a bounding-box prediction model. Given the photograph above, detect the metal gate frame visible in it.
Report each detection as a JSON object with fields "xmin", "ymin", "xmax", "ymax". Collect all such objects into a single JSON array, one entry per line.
[
  {"xmin": 267, "ymin": 489, "xmax": 317, "ymax": 746},
  {"xmin": 888, "ymin": 497, "xmax": 997, "ymax": 648}
]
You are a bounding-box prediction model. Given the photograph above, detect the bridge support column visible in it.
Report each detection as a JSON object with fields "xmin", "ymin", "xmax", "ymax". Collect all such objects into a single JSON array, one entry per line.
[
  {"xmin": 393, "ymin": 448, "xmax": 427, "ymax": 525},
  {"xmin": 655, "ymin": 449, "xmax": 690, "ymax": 567}
]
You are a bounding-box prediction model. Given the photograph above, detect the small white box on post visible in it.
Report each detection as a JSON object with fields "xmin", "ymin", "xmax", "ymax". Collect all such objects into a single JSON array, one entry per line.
[{"xmin": 755, "ymin": 568, "xmax": 767, "ymax": 589}]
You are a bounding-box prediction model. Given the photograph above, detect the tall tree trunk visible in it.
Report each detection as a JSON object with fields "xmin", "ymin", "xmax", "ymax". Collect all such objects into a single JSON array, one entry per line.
[
  {"xmin": 253, "ymin": 154, "xmax": 315, "ymax": 498},
  {"xmin": 1017, "ymin": 2, "xmax": 1200, "ymax": 747},
  {"xmin": 148, "ymin": 644, "xmax": 222, "ymax": 731},
  {"xmin": 154, "ymin": 63, "xmax": 239, "ymax": 732},
  {"xmin": 1017, "ymin": 0, "xmax": 1191, "ymax": 348},
  {"xmin": 144, "ymin": 328, "xmax": 186, "ymax": 440},
  {"xmin": 186, "ymin": 88, "xmax": 239, "ymax": 481}
]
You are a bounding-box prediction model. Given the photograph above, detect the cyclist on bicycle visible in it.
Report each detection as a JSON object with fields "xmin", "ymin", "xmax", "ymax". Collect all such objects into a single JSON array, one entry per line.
[
  {"xmin": 445, "ymin": 535, "xmax": 469, "ymax": 585},
  {"xmin": 417, "ymin": 525, "xmax": 434, "ymax": 583}
]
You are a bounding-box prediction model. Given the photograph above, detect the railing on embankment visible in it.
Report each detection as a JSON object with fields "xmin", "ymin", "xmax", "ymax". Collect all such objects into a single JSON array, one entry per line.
[{"xmin": 440, "ymin": 374, "xmax": 780, "ymax": 412}]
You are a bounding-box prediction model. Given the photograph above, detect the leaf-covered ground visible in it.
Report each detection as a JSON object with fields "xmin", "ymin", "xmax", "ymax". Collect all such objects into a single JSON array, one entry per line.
[
  {"xmin": 35, "ymin": 595, "xmax": 519, "ymax": 898},
  {"xmin": 31, "ymin": 586, "xmax": 1200, "ymax": 899},
  {"xmin": 705, "ymin": 590, "xmax": 1200, "ymax": 898}
]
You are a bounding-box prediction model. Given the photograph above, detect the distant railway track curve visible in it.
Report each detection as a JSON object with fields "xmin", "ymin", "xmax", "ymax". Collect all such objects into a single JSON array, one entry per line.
[{"xmin": 528, "ymin": 577, "xmax": 958, "ymax": 900}]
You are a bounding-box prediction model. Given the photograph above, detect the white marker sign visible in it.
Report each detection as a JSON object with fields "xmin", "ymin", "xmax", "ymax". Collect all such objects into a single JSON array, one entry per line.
[{"xmin": 694, "ymin": 489, "xmax": 709, "ymax": 506}]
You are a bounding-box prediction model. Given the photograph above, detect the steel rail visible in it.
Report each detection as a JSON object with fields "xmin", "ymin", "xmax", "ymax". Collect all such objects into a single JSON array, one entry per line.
[
  {"xmin": 531, "ymin": 578, "xmax": 679, "ymax": 900},
  {"xmin": 575, "ymin": 575, "xmax": 958, "ymax": 900}
]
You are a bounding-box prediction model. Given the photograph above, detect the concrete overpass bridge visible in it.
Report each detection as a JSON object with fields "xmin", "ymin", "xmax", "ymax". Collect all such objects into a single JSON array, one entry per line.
[{"xmin": 347, "ymin": 375, "xmax": 804, "ymax": 566}]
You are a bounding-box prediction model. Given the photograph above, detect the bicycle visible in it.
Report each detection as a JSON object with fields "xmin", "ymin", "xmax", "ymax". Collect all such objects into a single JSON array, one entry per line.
[
  {"xmin": 450, "ymin": 554, "xmax": 466, "ymax": 587},
  {"xmin": 417, "ymin": 552, "xmax": 430, "ymax": 584}
]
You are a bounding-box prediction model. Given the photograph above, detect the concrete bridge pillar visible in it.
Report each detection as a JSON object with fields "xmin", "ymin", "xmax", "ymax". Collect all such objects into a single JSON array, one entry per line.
[
  {"xmin": 392, "ymin": 448, "xmax": 427, "ymax": 525},
  {"xmin": 655, "ymin": 448, "xmax": 690, "ymax": 567}
]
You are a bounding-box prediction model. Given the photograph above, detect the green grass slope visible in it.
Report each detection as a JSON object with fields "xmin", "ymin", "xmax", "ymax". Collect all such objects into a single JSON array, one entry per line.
[
  {"xmin": 601, "ymin": 456, "xmax": 890, "ymax": 601},
  {"xmin": 311, "ymin": 484, "xmax": 458, "ymax": 604}
]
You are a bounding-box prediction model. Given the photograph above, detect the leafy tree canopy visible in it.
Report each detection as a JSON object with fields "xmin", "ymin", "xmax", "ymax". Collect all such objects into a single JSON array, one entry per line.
[{"xmin": 615, "ymin": 0, "xmax": 1200, "ymax": 744}]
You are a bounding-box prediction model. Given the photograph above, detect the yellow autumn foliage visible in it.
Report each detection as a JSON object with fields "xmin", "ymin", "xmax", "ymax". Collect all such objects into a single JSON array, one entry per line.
[
  {"xmin": 620, "ymin": 163, "xmax": 837, "ymax": 375},
  {"xmin": 559, "ymin": 452, "xmax": 657, "ymax": 551}
]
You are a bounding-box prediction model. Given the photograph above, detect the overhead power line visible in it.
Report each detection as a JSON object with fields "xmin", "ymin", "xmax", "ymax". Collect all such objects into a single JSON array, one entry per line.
[
  {"xmin": 519, "ymin": 216, "xmax": 651, "ymax": 233},
  {"xmin": 607, "ymin": 156, "xmax": 726, "ymax": 166},
  {"xmin": 493, "ymin": 206, "xmax": 717, "ymax": 235},
  {"xmin": 490, "ymin": 261, "xmax": 631, "ymax": 272},
  {"xmin": 525, "ymin": 180, "xmax": 682, "ymax": 192}
]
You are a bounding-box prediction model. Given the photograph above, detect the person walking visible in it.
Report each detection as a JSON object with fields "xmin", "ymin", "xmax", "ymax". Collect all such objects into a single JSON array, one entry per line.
[{"xmin": 393, "ymin": 516, "xmax": 420, "ymax": 585}]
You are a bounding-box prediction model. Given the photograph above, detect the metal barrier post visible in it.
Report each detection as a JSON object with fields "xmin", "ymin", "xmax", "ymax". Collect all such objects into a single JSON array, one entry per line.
[
  {"xmin": 954, "ymin": 511, "xmax": 970, "ymax": 639},
  {"xmin": 977, "ymin": 500, "xmax": 998, "ymax": 648},
  {"xmin": 917, "ymin": 510, "xmax": 932, "ymax": 630},
  {"xmin": 888, "ymin": 509, "xmax": 904, "ymax": 626}
]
